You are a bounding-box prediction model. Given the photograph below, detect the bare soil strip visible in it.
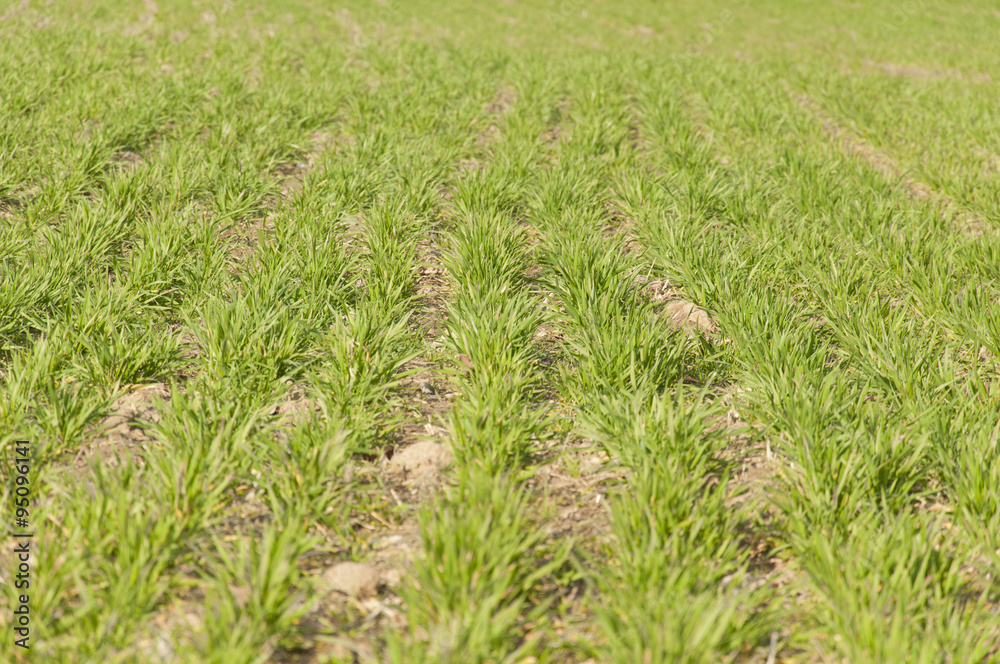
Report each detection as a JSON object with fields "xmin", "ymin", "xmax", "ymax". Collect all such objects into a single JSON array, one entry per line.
[
  {"xmin": 304, "ymin": 84, "xmax": 536, "ymax": 660},
  {"xmin": 475, "ymin": 84, "xmax": 518, "ymax": 148},
  {"xmin": 863, "ymin": 59, "xmax": 992, "ymax": 83},
  {"xmin": 381, "ymin": 230, "xmax": 454, "ymax": 495},
  {"xmin": 794, "ymin": 92, "xmax": 989, "ymax": 237},
  {"xmin": 617, "ymin": 95, "xmax": 821, "ymax": 657}
]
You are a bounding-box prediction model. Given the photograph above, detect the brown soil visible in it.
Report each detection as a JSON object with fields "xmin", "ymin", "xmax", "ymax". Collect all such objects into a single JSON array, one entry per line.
[
  {"xmin": 76, "ymin": 382, "xmax": 171, "ymax": 469},
  {"xmin": 277, "ymin": 211, "xmax": 461, "ymax": 664},
  {"xmin": 475, "ymin": 84, "xmax": 518, "ymax": 147},
  {"xmin": 110, "ymin": 149, "xmax": 145, "ymax": 170}
]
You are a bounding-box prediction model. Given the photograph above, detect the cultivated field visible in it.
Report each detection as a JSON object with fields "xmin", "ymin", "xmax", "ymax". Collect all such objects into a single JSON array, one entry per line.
[{"xmin": 1, "ymin": 0, "xmax": 999, "ymax": 662}]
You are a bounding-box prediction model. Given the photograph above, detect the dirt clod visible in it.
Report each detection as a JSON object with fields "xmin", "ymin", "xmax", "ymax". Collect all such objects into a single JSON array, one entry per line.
[
  {"xmin": 388, "ymin": 441, "xmax": 453, "ymax": 478},
  {"xmin": 323, "ymin": 562, "xmax": 380, "ymax": 600},
  {"xmin": 662, "ymin": 299, "xmax": 718, "ymax": 337}
]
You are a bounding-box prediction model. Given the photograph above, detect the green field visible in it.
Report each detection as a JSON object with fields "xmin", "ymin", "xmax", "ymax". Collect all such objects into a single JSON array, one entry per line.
[{"xmin": 1, "ymin": 0, "xmax": 999, "ymax": 661}]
